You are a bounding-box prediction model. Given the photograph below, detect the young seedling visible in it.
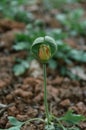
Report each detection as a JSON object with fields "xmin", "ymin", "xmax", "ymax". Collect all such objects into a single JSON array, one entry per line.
[{"xmin": 31, "ymin": 36, "xmax": 57, "ymax": 129}]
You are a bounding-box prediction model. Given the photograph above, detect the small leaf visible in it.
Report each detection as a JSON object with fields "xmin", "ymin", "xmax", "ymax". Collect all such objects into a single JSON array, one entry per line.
[
  {"xmin": 13, "ymin": 42, "xmax": 29, "ymax": 51},
  {"xmin": 13, "ymin": 64, "xmax": 26, "ymax": 76},
  {"xmin": 7, "ymin": 125, "xmax": 21, "ymax": 130},
  {"xmin": 60, "ymin": 110, "xmax": 86, "ymax": 125},
  {"xmin": 13, "ymin": 60, "xmax": 29, "ymax": 76},
  {"xmin": 48, "ymin": 59, "xmax": 57, "ymax": 69},
  {"xmin": 8, "ymin": 116, "xmax": 23, "ymax": 126},
  {"xmin": 22, "ymin": 60, "xmax": 29, "ymax": 69}
]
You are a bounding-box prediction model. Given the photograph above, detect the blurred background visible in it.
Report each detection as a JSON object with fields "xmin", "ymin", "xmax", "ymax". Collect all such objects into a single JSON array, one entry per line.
[{"xmin": 0, "ymin": 0, "xmax": 86, "ymax": 79}]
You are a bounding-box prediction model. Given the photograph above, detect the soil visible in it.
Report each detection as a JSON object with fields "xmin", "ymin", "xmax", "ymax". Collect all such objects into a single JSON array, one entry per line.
[{"xmin": 0, "ymin": 2, "xmax": 86, "ymax": 130}]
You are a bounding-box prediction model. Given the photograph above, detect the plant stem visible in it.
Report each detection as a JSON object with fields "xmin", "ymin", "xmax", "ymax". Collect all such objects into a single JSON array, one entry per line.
[
  {"xmin": 43, "ymin": 64, "xmax": 49, "ymax": 125},
  {"xmin": 25, "ymin": 118, "xmax": 44, "ymax": 125}
]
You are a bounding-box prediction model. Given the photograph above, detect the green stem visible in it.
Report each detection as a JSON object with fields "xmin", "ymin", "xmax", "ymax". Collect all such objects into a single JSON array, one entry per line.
[
  {"xmin": 43, "ymin": 64, "xmax": 49, "ymax": 125},
  {"xmin": 25, "ymin": 118, "xmax": 44, "ymax": 125}
]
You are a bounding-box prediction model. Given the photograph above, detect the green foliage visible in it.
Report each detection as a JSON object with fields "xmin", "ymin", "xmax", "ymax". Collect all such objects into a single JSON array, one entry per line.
[
  {"xmin": 57, "ymin": 45, "xmax": 86, "ymax": 79},
  {"xmin": 0, "ymin": 110, "xmax": 85, "ymax": 130},
  {"xmin": 47, "ymin": 29, "xmax": 68, "ymax": 40},
  {"xmin": 0, "ymin": 0, "xmax": 23, "ymax": 18},
  {"xmin": 14, "ymin": 11, "xmax": 34, "ymax": 23},
  {"xmin": 47, "ymin": 29, "xmax": 86, "ymax": 79},
  {"xmin": 13, "ymin": 25, "xmax": 46, "ymax": 75},
  {"xmin": 0, "ymin": 116, "xmax": 24, "ymax": 130},
  {"xmin": 48, "ymin": 59, "xmax": 58, "ymax": 69},
  {"xmin": 3, "ymin": 0, "xmax": 84, "ymax": 79},
  {"xmin": 13, "ymin": 42, "xmax": 29, "ymax": 51},
  {"xmin": 47, "ymin": 110, "xmax": 86, "ymax": 130},
  {"xmin": 59, "ymin": 110, "xmax": 86, "ymax": 125},
  {"xmin": 13, "ymin": 28, "xmax": 86, "ymax": 79},
  {"xmin": 8, "ymin": 116, "xmax": 23, "ymax": 126},
  {"xmin": 55, "ymin": 41, "xmax": 86, "ymax": 63},
  {"xmin": 13, "ymin": 59, "xmax": 29, "ymax": 76},
  {"xmin": 68, "ymin": 49, "xmax": 86, "ymax": 62},
  {"xmin": 43, "ymin": 0, "xmax": 79, "ymax": 10},
  {"xmin": 0, "ymin": 0, "xmax": 34, "ymax": 23},
  {"xmin": 56, "ymin": 8, "xmax": 86, "ymax": 36}
]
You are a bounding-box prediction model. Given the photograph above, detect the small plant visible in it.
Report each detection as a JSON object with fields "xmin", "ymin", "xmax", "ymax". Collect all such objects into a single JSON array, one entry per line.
[
  {"xmin": 1, "ymin": 36, "xmax": 85, "ymax": 130},
  {"xmin": 31, "ymin": 36, "xmax": 57, "ymax": 128}
]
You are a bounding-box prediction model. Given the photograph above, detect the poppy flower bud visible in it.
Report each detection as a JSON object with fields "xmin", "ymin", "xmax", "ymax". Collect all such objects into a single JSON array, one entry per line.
[{"xmin": 31, "ymin": 36, "xmax": 57, "ymax": 63}]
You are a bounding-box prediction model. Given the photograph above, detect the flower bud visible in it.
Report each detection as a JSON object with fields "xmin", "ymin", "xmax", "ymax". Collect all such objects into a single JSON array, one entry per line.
[
  {"xmin": 31, "ymin": 36, "xmax": 57, "ymax": 63},
  {"xmin": 39, "ymin": 44, "xmax": 51, "ymax": 62}
]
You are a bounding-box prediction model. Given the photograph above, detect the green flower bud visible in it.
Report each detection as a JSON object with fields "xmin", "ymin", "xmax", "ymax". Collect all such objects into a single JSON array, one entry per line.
[{"xmin": 31, "ymin": 36, "xmax": 57, "ymax": 63}]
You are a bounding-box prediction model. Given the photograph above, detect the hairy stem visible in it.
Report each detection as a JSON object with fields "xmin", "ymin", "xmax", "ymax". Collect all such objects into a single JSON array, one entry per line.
[{"xmin": 43, "ymin": 64, "xmax": 49, "ymax": 125}]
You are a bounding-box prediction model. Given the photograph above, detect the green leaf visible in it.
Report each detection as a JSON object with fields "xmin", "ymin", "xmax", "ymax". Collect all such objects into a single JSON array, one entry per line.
[
  {"xmin": 69, "ymin": 49, "xmax": 86, "ymax": 62},
  {"xmin": 8, "ymin": 116, "xmax": 23, "ymax": 126},
  {"xmin": 13, "ymin": 64, "xmax": 26, "ymax": 76},
  {"xmin": 47, "ymin": 29, "xmax": 68, "ymax": 40},
  {"xmin": 4, "ymin": 116, "xmax": 24, "ymax": 130},
  {"xmin": 21, "ymin": 60, "xmax": 29, "ymax": 69},
  {"xmin": 60, "ymin": 110, "xmax": 86, "ymax": 125},
  {"xmin": 13, "ymin": 60, "xmax": 29, "ymax": 76},
  {"xmin": 15, "ymin": 33, "xmax": 29, "ymax": 42},
  {"xmin": 13, "ymin": 42, "xmax": 29, "ymax": 51},
  {"xmin": 7, "ymin": 125, "xmax": 21, "ymax": 130},
  {"xmin": 48, "ymin": 59, "xmax": 57, "ymax": 69}
]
